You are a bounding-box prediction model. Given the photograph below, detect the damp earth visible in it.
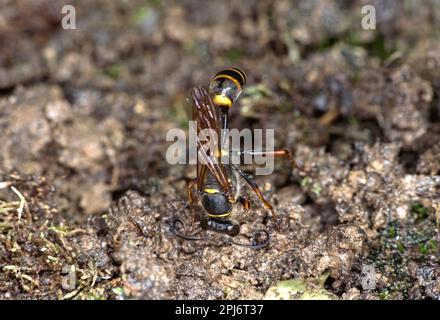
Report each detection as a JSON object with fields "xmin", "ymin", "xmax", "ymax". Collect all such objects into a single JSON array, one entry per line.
[{"xmin": 1, "ymin": 0, "xmax": 439, "ymax": 300}]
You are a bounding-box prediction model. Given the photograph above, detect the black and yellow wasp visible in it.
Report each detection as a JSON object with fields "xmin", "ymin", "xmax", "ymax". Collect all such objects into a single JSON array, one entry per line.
[{"xmin": 172, "ymin": 68, "xmax": 291, "ymax": 248}]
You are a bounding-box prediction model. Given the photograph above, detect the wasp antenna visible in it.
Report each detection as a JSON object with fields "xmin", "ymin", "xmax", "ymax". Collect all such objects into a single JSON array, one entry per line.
[{"xmin": 170, "ymin": 218, "xmax": 206, "ymax": 241}]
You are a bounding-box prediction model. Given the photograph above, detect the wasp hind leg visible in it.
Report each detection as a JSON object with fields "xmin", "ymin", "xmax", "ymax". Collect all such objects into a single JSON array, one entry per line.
[
  {"xmin": 171, "ymin": 177, "xmax": 205, "ymax": 241},
  {"xmin": 170, "ymin": 217, "xmax": 207, "ymax": 241},
  {"xmin": 227, "ymin": 229, "xmax": 270, "ymax": 249},
  {"xmin": 232, "ymin": 165, "xmax": 282, "ymax": 231},
  {"xmin": 186, "ymin": 177, "xmax": 201, "ymax": 234}
]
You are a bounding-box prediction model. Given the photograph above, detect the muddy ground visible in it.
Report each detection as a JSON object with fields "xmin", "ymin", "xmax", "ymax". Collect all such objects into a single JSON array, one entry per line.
[{"xmin": 0, "ymin": 0, "xmax": 439, "ymax": 300}]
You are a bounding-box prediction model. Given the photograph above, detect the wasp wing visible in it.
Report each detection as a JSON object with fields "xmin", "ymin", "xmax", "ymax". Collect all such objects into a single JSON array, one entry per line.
[{"xmin": 191, "ymin": 87, "xmax": 231, "ymax": 196}]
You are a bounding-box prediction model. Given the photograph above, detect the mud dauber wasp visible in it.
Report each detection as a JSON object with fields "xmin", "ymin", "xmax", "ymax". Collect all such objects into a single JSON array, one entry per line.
[{"xmin": 171, "ymin": 68, "xmax": 291, "ymax": 249}]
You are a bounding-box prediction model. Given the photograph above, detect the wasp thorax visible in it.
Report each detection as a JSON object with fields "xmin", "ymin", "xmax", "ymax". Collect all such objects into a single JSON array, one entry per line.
[{"xmin": 209, "ymin": 68, "xmax": 246, "ymax": 108}]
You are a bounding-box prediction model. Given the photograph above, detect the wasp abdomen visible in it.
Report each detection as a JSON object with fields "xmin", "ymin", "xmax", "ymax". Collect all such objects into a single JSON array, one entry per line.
[{"xmin": 201, "ymin": 191, "xmax": 232, "ymax": 217}]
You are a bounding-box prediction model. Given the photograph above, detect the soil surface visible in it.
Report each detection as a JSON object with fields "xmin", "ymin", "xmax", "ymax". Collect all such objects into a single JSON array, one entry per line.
[{"xmin": 1, "ymin": 0, "xmax": 439, "ymax": 300}]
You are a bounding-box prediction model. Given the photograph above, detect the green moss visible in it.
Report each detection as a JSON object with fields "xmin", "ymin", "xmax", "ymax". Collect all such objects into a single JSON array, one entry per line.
[
  {"xmin": 388, "ymin": 225, "xmax": 396, "ymax": 238},
  {"xmin": 300, "ymin": 177, "xmax": 310, "ymax": 188},
  {"xmin": 378, "ymin": 290, "xmax": 389, "ymax": 300},
  {"xmin": 419, "ymin": 240, "xmax": 437, "ymax": 254},
  {"xmin": 347, "ymin": 33, "xmax": 395, "ymax": 62},
  {"xmin": 264, "ymin": 273, "xmax": 338, "ymax": 300},
  {"xmin": 147, "ymin": 0, "xmax": 161, "ymax": 7},
  {"xmin": 370, "ymin": 215, "xmax": 439, "ymax": 299},
  {"xmin": 428, "ymin": 239, "xmax": 437, "ymax": 250},
  {"xmin": 112, "ymin": 287, "xmax": 124, "ymax": 296},
  {"xmin": 419, "ymin": 243, "xmax": 428, "ymax": 254},
  {"xmin": 316, "ymin": 37, "xmax": 339, "ymax": 52},
  {"xmin": 87, "ymin": 290, "xmax": 107, "ymax": 300},
  {"xmin": 346, "ymin": 33, "xmax": 361, "ymax": 46},
  {"xmin": 397, "ymin": 242, "xmax": 405, "ymax": 253},
  {"xmin": 311, "ymin": 183, "xmax": 322, "ymax": 196},
  {"xmin": 242, "ymin": 84, "xmax": 272, "ymax": 102},
  {"xmin": 104, "ymin": 65, "xmax": 122, "ymax": 79},
  {"xmin": 411, "ymin": 203, "xmax": 429, "ymax": 220},
  {"xmin": 222, "ymin": 48, "xmax": 244, "ymax": 63},
  {"xmin": 48, "ymin": 224, "xmax": 72, "ymax": 235},
  {"xmin": 370, "ymin": 34, "xmax": 392, "ymax": 61},
  {"xmin": 131, "ymin": 5, "xmax": 154, "ymax": 25}
]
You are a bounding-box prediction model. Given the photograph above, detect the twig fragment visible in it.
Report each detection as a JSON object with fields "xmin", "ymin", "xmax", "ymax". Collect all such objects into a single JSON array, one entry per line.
[{"xmin": 10, "ymin": 186, "xmax": 26, "ymax": 220}]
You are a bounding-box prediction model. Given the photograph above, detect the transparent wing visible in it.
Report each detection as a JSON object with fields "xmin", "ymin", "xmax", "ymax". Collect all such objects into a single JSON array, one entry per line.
[{"xmin": 191, "ymin": 87, "xmax": 231, "ymax": 196}]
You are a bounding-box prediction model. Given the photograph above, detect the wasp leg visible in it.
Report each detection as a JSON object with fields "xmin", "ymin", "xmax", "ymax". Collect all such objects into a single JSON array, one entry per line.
[
  {"xmin": 232, "ymin": 165, "xmax": 281, "ymax": 231},
  {"xmin": 230, "ymin": 148, "xmax": 293, "ymax": 162},
  {"xmin": 170, "ymin": 218, "xmax": 206, "ymax": 241},
  {"xmin": 237, "ymin": 196, "xmax": 250, "ymax": 212},
  {"xmin": 227, "ymin": 229, "xmax": 270, "ymax": 249},
  {"xmin": 319, "ymin": 108, "xmax": 340, "ymax": 126},
  {"xmin": 187, "ymin": 178, "xmax": 198, "ymax": 203},
  {"xmin": 186, "ymin": 178, "xmax": 198, "ymax": 234},
  {"xmin": 187, "ymin": 172, "xmax": 204, "ymax": 233}
]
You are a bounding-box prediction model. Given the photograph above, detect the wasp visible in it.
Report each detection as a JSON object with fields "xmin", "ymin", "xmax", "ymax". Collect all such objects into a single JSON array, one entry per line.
[{"xmin": 171, "ymin": 68, "xmax": 291, "ymax": 248}]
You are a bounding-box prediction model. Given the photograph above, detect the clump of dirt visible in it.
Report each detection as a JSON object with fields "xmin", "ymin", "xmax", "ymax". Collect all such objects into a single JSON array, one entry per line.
[
  {"xmin": 1, "ymin": 0, "xmax": 439, "ymax": 299},
  {"xmin": 363, "ymin": 203, "xmax": 440, "ymax": 300}
]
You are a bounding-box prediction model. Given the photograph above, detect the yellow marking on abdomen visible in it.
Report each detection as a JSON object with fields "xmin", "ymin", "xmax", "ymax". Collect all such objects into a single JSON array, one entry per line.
[
  {"xmin": 204, "ymin": 188, "xmax": 220, "ymax": 194},
  {"xmin": 208, "ymin": 211, "xmax": 231, "ymax": 218}
]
